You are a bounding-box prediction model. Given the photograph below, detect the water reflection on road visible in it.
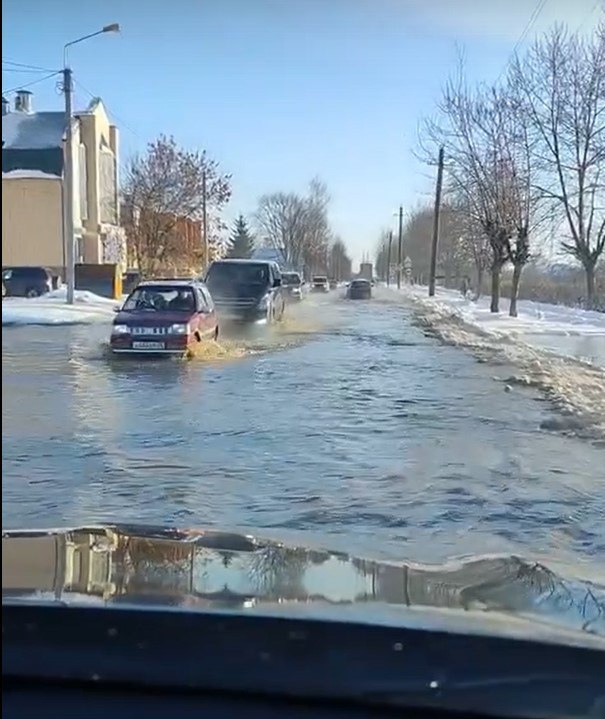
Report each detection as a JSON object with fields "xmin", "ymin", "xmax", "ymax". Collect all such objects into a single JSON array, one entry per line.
[{"xmin": 2, "ymin": 289, "xmax": 604, "ymax": 577}]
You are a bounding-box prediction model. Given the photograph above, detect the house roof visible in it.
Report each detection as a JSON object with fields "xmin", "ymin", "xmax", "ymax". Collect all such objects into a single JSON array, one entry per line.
[
  {"xmin": 2, "ymin": 149, "xmax": 64, "ymax": 176},
  {"xmin": 2, "ymin": 110, "xmax": 66, "ymax": 150},
  {"xmin": 2, "ymin": 110, "xmax": 66, "ymax": 176}
]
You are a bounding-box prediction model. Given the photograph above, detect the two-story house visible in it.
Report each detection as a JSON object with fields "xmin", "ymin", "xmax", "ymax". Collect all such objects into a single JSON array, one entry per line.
[{"xmin": 2, "ymin": 90, "xmax": 125, "ymax": 274}]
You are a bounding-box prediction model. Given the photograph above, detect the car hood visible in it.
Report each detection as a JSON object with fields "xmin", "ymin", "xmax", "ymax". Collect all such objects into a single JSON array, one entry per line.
[
  {"xmin": 114, "ymin": 310, "xmax": 196, "ymax": 325},
  {"xmin": 2, "ymin": 525, "xmax": 603, "ymax": 650}
]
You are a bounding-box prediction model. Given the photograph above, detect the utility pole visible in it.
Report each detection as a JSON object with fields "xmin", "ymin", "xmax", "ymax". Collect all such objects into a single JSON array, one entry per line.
[
  {"xmin": 201, "ymin": 169, "xmax": 208, "ymax": 270},
  {"xmin": 386, "ymin": 230, "xmax": 393, "ymax": 286},
  {"xmin": 63, "ymin": 66, "xmax": 75, "ymax": 305},
  {"xmin": 61, "ymin": 25, "xmax": 120, "ymax": 305},
  {"xmin": 397, "ymin": 206, "xmax": 403, "ymax": 290},
  {"xmin": 429, "ymin": 146, "xmax": 445, "ymax": 297}
]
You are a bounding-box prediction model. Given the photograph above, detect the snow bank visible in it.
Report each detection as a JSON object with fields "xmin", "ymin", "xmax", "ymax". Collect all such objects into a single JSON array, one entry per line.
[
  {"xmin": 2, "ymin": 288, "xmax": 118, "ymax": 327},
  {"xmin": 2, "ymin": 170, "xmax": 61, "ymax": 180},
  {"xmin": 412, "ymin": 286, "xmax": 605, "ymax": 339},
  {"xmin": 400, "ymin": 286, "xmax": 605, "ymax": 442}
]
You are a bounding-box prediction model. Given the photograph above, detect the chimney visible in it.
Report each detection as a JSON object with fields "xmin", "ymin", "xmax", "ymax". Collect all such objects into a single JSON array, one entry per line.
[
  {"xmin": 15, "ymin": 90, "xmax": 33, "ymax": 113},
  {"xmin": 2, "ymin": 96, "xmax": 9, "ymax": 116}
]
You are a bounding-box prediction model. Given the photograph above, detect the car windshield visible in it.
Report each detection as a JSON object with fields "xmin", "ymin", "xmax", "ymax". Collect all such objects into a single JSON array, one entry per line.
[
  {"xmin": 2, "ymin": 3, "xmax": 604, "ymax": 713},
  {"xmin": 206, "ymin": 262, "xmax": 269, "ymax": 289},
  {"xmin": 282, "ymin": 273, "xmax": 301, "ymax": 286},
  {"xmin": 122, "ymin": 286, "xmax": 196, "ymax": 312}
]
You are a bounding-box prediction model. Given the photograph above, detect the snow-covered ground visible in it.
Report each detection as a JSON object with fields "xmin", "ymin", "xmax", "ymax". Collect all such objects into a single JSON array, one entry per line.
[
  {"xmin": 2, "ymin": 288, "xmax": 118, "ymax": 327},
  {"xmin": 400, "ymin": 285, "xmax": 605, "ymax": 441},
  {"xmin": 406, "ymin": 286, "xmax": 605, "ymax": 368}
]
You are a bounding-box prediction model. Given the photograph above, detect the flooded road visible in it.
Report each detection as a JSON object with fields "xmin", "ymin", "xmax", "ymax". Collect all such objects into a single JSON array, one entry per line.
[{"xmin": 2, "ymin": 289, "xmax": 604, "ymax": 576}]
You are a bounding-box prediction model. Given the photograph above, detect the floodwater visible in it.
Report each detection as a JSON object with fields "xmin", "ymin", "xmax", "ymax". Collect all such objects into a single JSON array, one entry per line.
[{"xmin": 2, "ymin": 289, "xmax": 604, "ymax": 582}]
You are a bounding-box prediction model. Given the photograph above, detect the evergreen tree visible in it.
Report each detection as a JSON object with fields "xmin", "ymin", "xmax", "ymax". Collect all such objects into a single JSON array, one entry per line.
[{"xmin": 227, "ymin": 214, "xmax": 255, "ymax": 258}]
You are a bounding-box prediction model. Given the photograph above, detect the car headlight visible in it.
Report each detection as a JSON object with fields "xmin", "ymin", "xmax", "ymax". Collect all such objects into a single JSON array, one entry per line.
[
  {"xmin": 292, "ymin": 287, "xmax": 301, "ymax": 295},
  {"xmin": 258, "ymin": 295, "xmax": 270, "ymax": 310},
  {"xmin": 112, "ymin": 324, "xmax": 130, "ymax": 335},
  {"xmin": 170, "ymin": 323, "xmax": 189, "ymax": 335}
]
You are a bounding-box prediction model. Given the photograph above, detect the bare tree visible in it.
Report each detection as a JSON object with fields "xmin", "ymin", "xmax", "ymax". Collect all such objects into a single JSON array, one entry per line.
[
  {"xmin": 511, "ymin": 24, "xmax": 605, "ymax": 307},
  {"xmin": 423, "ymin": 74, "xmax": 519, "ymax": 312},
  {"xmin": 303, "ymin": 178, "xmax": 332, "ymax": 275},
  {"xmin": 254, "ymin": 178, "xmax": 338, "ymax": 276},
  {"xmin": 328, "ymin": 237, "xmax": 352, "ymax": 281},
  {"xmin": 255, "ymin": 192, "xmax": 308, "ymax": 269},
  {"xmin": 122, "ymin": 135, "xmax": 231, "ymax": 275},
  {"xmin": 375, "ymin": 230, "xmax": 391, "ymax": 281},
  {"xmin": 492, "ymin": 83, "xmax": 550, "ymax": 316}
]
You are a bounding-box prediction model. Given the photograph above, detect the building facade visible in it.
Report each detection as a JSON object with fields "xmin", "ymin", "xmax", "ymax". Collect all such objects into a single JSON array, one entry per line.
[{"xmin": 2, "ymin": 90, "xmax": 125, "ymax": 273}]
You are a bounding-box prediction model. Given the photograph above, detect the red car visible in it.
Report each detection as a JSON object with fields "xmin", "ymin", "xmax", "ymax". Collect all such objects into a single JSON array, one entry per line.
[{"xmin": 110, "ymin": 280, "xmax": 219, "ymax": 356}]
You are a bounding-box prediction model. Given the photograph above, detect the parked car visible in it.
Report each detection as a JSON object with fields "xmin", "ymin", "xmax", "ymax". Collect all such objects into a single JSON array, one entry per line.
[
  {"xmin": 110, "ymin": 279, "xmax": 218, "ymax": 356},
  {"xmin": 346, "ymin": 279, "xmax": 372, "ymax": 300},
  {"xmin": 2, "ymin": 266, "xmax": 54, "ymax": 298},
  {"xmin": 204, "ymin": 259, "xmax": 286, "ymax": 324},
  {"xmin": 311, "ymin": 276, "xmax": 329, "ymax": 293},
  {"xmin": 282, "ymin": 272, "xmax": 304, "ymax": 302}
]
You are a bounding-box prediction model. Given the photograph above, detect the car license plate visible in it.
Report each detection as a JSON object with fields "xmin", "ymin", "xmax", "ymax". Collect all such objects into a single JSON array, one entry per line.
[{"xmin": 132, "ymin": 341, "xmax": 165, "ymax": 350}]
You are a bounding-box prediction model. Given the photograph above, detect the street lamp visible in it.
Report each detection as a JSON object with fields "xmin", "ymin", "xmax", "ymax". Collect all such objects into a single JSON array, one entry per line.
[{"xmin": 63, "ymin": 23, "xmax": 120, "ymax": 304}]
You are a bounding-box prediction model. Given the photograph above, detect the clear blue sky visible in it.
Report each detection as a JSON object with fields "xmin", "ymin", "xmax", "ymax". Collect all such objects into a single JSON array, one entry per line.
[{"xmin": 2, "ymin": 0, "xmax": 599, "ymax": 266}]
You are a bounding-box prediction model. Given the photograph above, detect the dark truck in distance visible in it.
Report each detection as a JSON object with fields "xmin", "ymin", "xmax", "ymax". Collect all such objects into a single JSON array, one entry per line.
[
  {"xmin": 204, "ymin": 259, "xmax": 286, "ymax": 324},
  {"xmin": 346, "ymin": 278, "xmax": 372, "ymax": 300},
  {"xmin": 281, "ymin": 271, "xmax": 304, "ymax": 301}
]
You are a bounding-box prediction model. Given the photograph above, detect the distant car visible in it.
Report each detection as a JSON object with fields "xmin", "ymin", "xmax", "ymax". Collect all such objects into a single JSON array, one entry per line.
[
  {"xmin": 204, "ymin": 259, "xmax": 286, "ymax": 324},
  {"xmin": 2, "ymin": 266, "xmax": 54, "ymax": 298},
  {"xmin": 347, "ymin": 279, "xmax": 372, "ymax": 300},
  {"xmin": 282, "ymin": 272, "xmax": 304, "ymax": 302},
  {"xmin": 329, "ymin": 279, "xmax": 338, "ymax": 290},
  {"xmin": 311, "ymin": 276, "xmax": 329, "ymax": 293},
  {"xmin": 110, "ymin": 279, "xmax": 218, "ymax": 355}
]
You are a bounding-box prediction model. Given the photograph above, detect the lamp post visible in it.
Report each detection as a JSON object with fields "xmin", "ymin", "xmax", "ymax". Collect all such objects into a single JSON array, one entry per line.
[{"xmin": 63, "ymin": 23, "xmax": 120, "ymax": 304}]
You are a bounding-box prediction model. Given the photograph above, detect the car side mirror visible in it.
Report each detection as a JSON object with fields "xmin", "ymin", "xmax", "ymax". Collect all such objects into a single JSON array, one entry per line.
[
  {"xmin": 113, "ymin": 306, "xmax": 121, "ymax": 313},
  {"xmin": 273, "ymin": 278, "xmax": 282, "ymax": 287}
]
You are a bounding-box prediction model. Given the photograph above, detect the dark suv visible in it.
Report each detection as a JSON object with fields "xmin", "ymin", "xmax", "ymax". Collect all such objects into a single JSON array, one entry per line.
[
  {"xmin": 2, "ymin": 267, "xmax": 54, "ymax": 297},
  {"xmin": 204, "ymin": 259, "xmax": 286, "ymax": 324}
]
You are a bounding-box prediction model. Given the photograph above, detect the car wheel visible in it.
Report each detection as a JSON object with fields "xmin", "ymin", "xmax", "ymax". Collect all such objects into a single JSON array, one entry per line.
[{"xmin": 25, "ymin": 287, "xmax": 40, "ymax": 298}]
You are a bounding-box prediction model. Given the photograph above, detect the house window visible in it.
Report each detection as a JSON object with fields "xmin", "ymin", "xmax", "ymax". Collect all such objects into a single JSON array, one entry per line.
[
  {"xmin": 79, "ymin": 144, "xmax": 88, "ymax": 220},
  {"xmin": 99, "ymin": 144, "xmax": 117, "ymax": 224}
]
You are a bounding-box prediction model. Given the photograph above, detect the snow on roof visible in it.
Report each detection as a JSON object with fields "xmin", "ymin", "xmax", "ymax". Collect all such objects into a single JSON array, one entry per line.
[
  {"xmin": 2, "ymin": 111, "xmax": 66, "ymax": 150},
  {"xmin": 2, "ymin": 169, "xmax": 61, "ymax": 180}
]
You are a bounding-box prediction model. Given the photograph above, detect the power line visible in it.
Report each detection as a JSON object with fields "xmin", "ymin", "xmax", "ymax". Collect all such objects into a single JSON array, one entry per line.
[
  {"xmin": 2, "ymin": 58, "xmax": 58, "ymax": 73},
  {"xmin": 3, "ymin": 66, "xmax": 54, "ymax": 75},
  {"xmin": 73, "ymin": 78, "xmax": 142, "ymax": 140},
  {"xmin": 577, "ymin": 0, "xmax": 602, "ymax": 31},
  {"xmin": 496, "ymin": 0, "xmax": 549, "ymax": 82},
  {"xmin": 2, "ymin": 71, "xmax": 61, "ymax": 95}
]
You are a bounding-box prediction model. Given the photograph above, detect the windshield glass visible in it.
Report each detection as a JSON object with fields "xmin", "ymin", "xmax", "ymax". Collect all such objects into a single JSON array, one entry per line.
[
  {"xmin": 282, "ymin": 273, "xmax": 301, "ymax": 286},
  {"xmin": 206, "ymin": 262, "xmax": 269, "ymax": 289},
  {"xmin": 2, "ymin": 2, "xmax": 604, "ymax": 700},
  {"xmin": 123, "ymin": 286, "xmax": 195, "ymax": 312}
]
